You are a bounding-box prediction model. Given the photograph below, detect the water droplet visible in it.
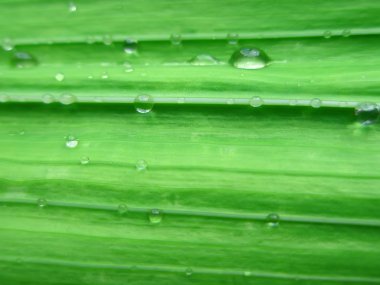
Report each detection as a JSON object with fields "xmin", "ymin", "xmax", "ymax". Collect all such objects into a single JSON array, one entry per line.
[
  {"xmin": 55, "ymin": 72, "xmax": 65, "ymax": 82},
  {"xmin": 230, "ymin": 48, "xmax": 270, "ymax": 70},
  {"xmin": 2, "ymin": 38, "xmax": 14, "ymax": 51},
  {"xmin": 102, "ymin": 35, "xmax": 113, "ymax": 46},
  {"xmin": 323, "ymin": 31, "xmax": 332, "ymax": 39},
  {"xmin": 124, "ymin": 39, "xmax": 138, "ymax": 54},
  {"xmin": 68, "ymin": 1, "xmax": 77, "ymax": 12},
  {"xmin": 243, "ymin": 271, "xmax": 252, "ymax": 277},
  {"xmin": 11, "ymin": 52, "xmax": 38, "ymax": 68},
  {"xmin": 42, "ymin": 94, "xmax": 55, "ymax": 104},
  {"xmin": 226, "ymin": 98, "xmax": 234, "ymax": 105},
  {"xmin": 185, "ymin": 268, "xmax": 193, "ymax": 276},
  {"xmin": 227, "ymin": 33, "xmax": 239, "ymax": 45},
  {"xmin": 59, "ymin": 93, "xmax": 76, "ymax": 105},
  {"xmin": 80, "ymin": 156, "xmax": 89, "ymax": 165},
  {"xmin": 101, "ymin": 72, "xmax": 109, "ymax": 79},
  {"xmin": 266, "ymin": 213, "xmax": 280, "ymax": 227},
  {"xmin": 136, "ymin": 159, "xmax": 148, "ymax": 171},
  {"xmin": 0, "ymin": 95, "xmax": 9, "ymax": 103},
  {"xmin": 134, "ymin": 94, "xmax": 154, "ymax": 113},
  {"xmin": 355, "ymin": 102, "xmax": 380, "ymax": 125},
  {"xmin": 177, "ymin": 98, "xmax": 185, "ymax": 104},
  {"xmin": 123, "ymin": 62, "xmax": 133, "ymax": 73},
  {"xmin": 188, "ymin": 54, "xmax": 219, "ymax": 66},
  {"xmin": 66, "ymin": 136, "xmax": 79, "ymax": 148},
  {"xmin": 310, "ymin": 98, "xmax": 322, "ymax": 108},
  {"xmin": 37, "ymin": 198, "xmax": 47, "ymax": 208},
  {"xmin": 149, "ymin": 209, "xmax": 163, "ymax": 224},
  {"xmin": 342, "ymin": 29, "xmax": 351, "ymax": 37},
  {"xmin": 170, "ymin": 34, "xmax": 182, "ymax": 45},
  {"xmin": 118, "ymin": 204, "xmax": 129, "ymax": 215},
  {"xmin": 250, "ymin": 96, "xmax": 263, "ymax": 107}
]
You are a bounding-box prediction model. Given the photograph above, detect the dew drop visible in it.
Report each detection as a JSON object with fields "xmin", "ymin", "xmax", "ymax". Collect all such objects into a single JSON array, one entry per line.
[
  {"xmin": 250, "ymin": 96, "xmax": 263, "ymax": 107},
  {"xmin": 59, "ymin": 93, "xmax": 76, "ymax": 105},
  {"xmin": 226, "ymin": 98, "xmax": 234, "ymax": 105},
  {"xmin": 170, "ymin": 34, "xmax": 182, "ymax": 45},
  {"xmin": 2, "ymin": 38, "xmax": 14, "ymax": 51},
  {"xmin": 123, "ymin": 62, "xmax": 133, "ymax": 73},
  {"xmin": 101, "ymin": 72, "xmax": 109, "ymax": 79},
  {"xmin": 118, "ymin": 204, "xmax": 129, "ymax": 215},
  {"xmin": 55, "ymin": 72, "xmax": 65, "ymax": 82},
  {"xmin": 136, "ymin": 159, "xmax": 148, "ymax": 171},
  {"xmin": 102, "ymin": 35, "xmax": 113, "ymax": 46},
  {"xmin": 37, "ymin": 198, "xmax": 47, "ymax": 208},
  {"xmin": 355, "ymin": 102, "xmax": 380, "ymax": 125},
  {"xmin": 243, "ymin": 271, "xmax": 252, "ymax": 277},
  {"xmin": 266, "ymin": 213, "xmax": 280, "ymax": 227},
  {"xmin": 68, "ymin": 1, "xmax": 77, "ymax": 12},
  {"xmin": 42, "ymin": 94, "xmax": 55, "ymax": 104},
  {"xmin": 66, "ymin": 136, "xmax": 79, "ymax": 148},
  {"xmin": 185, "ymin": 268, "xmax": 193, "ymax": 276},
  {"xmin": 227, "ymin": 33, "xmax": 239, "ymax": 45},
  {"xmin": 177, "ymin": 98, "xmax": 185, "ymax": 104},
  {"xmin": 310, "ymin": 98, "xmax": 322, "ymax": 108},
  {"xmin": 342, "ymin": 29, "xmax": 351, "ymax": 37},
  {"xmin": 323, "ymin": 31, "xmax": 332, "ymax": 39},
  {"xmin": 134, "ymin": 94, "xmax": 154, "ymax": 113},
  {"xmin": 188, "ymin": 54, "xmax": 219, "ymax": 66},
  {"xmin": 149, "ymin": 209, "xmax": 163, "ymax": 224},
  {"xmin": 123, "ymin": 38, "xmax": 138, "ymax": 54},
  {"xmin": 80, "ymin": 156, "xmax": 90, "ymax": 165},
  {"xmin": 230, "ymin": 48, "xmax": 270, "ymax": 70},
  {"xmin": 11, "ymin": 52, "xmax": 38, "ymax": 68}
]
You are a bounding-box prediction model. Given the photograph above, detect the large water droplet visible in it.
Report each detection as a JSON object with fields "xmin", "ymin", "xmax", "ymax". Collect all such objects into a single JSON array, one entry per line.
[
  {"xmin": 134, "ymin": 94, "xmax": 154, "ymax": 113},
  {"xmin": 42, "ymin": 94, "xmax": 55, "ymax": 104},
  {"xmin": 266, "ymin": 213, "xmax": 280, "ymax": 227},
  {"xmin": 124, "ymin": 39, "xmax": 138, "ymax": 54},
  {"xmin": 310, "ymin": 98, "xmax": 322, "ymax": 108},
  {"xmin": 55, "ymin": 72, "xmax": 65, "ymax": 82},
  {"xmin": 59, "ymin": 93, "xmax": 76, "ymax": 105},
  {"xmin": 250, "ymin": 96, "xmax": 263, "ymax": 107},
  {"xmin": 37, "ymin": 198, "xmax": 47, "ymax": 208},
  {"xmin": 189, "ymin": 54, "xmax": 219, "ymax": 66},
  {"xmin": 2, "ymin": 38, "xmax": 14, "ymax": 51},
  {"xmin": 118, "ymin": 204, "xmax": 129, "ymax": 215},
  {"xmin": 149, "ymin": 209, "xmax": 163, "ymax": 224},
  {"xmin": 355, "ymin": 102, "xmax": 380, "ymax": 125},
  {"xmin": 170, "ymin": 34, "xmax": 182, "ymax": 45},
  {"xmin": 230, "ymin": 48, "xmax": 270, "ymax": 70},
  {"xmin": 136, "ymin": 159, "xmax": 148, "ymax": 171},
  {"xmin": 11, "ymin": 52, "xmax": 38, "ymax": 68},
  {"xmin": 66, "ymin": 136, "xmax": 78, "ymax": 148}
]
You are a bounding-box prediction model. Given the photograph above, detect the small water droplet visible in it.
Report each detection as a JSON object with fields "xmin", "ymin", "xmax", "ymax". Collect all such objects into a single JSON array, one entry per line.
[
  {"xmin": 87, "ymin": 74, "xmax": 94, "ymax": 79},
  {"xmin": 230, "ymin": 48, "xmax": 270, "ymax": 70},
  {"xmin": 101, "ymin": 72, "xmax": 109, "ymax": 79},
  {"xmin": 177, "ymin": 98, "xmax": 185, "ymax": 104},
  {"xmin": 37, "ymin": 198, "xmax": 47, "ymax": 208},
  {"xmin": 310, "ymin": 98, "xmax": 322, "ymax": 108},
  {"xmin": 80, "ymin": 156, "xmax": 89, "ymax": 165},
  {"xmin": 59, "ymin": 93, "xmax": 76, "ymax": 105},
  {"xmin": 226, "ymin": 98, "xmax": 234, "ymax": 105},
  {"xmin": 124, "ymin": 38, "xmax": 138, "ymax": 54},
  {"xmin": 66, "ymin": 136, "xmax": 79, "ymax": 148},
  {"xmin": 250, "ymin": 96, "xmax": 263, "ymax": 107},
  {"xmin": 136, "ymin": 159, "xmax": 148, "ymax": 171},
  {"xmin": 227, "ymin": 33, "xmax": 239, "ymax": 45},
  {"xmin": 342, "ymin": 29, "xmax": 351, "ymax": 37},
  {"xmin": 68, "ymin": 1, "xmax": 77, "ymax": 12},
  {"xmin": 323, "ymin": 31, "xmax": 332, "ymax": 39},
  {"xmin": 149, "ymin": 209, "xmax": 163, "ymax": 224},
  {"xmin": 170, "ymin": 34, "xmax": 182, "ymax": 45},
  {"xmin": 243, "ymin": 271, "xmax": 252, "ymax": 277},
  {"xmin": 185, "ymin": 268, "xmax": 193, "ymax": 276},
  {"xmin": 2, "ymin": 38, "xmax": 14, "ymax": 51},
  {"xmin": 103, "ymin": 35, "xmax": 113, "ymax": 46},
  {"xmin": 134, "ymin": 94, "xmax": 154, "ymax": 113},
  {"xmin": 55, "ymin": 72, "xmax": 65, "ymax": 82},
  {"xmin": 188, "ymin": 54, "xmax": 219, "ymax": 66},
  {"xmin": 266, "ymin": 213, "xmax": 280, "ymax": 227},
  {"xmin": 0, "ymin": 95, "xmax": 9, "ymax": 103},
  {"xmin": 355, "ymin": 102, "xmax": 380, "ymax": 125},
  {"xmin": 123, "ymin": 62, "xmax": 133, "ymax": 73},
  {"xmin": 42, "ymin": 94, "xmax": 55, "ymax": 104},
  {"xmin": 11, "ymin": 52, "xmax": 38, "ymax": 68},
  {"xmin": 118, "ymin": 204, "xmax": 128, "ymax": 215}
]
